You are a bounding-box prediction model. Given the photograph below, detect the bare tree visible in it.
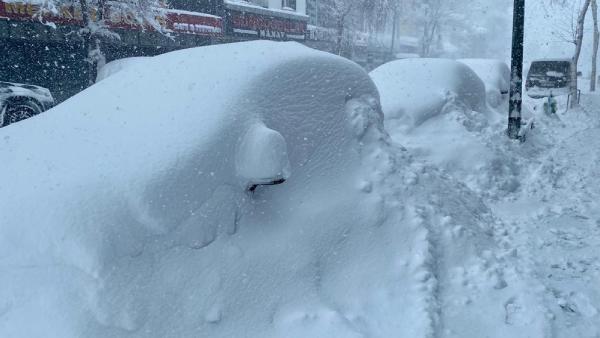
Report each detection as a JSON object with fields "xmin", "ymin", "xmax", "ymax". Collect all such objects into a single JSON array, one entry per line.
[
  {"xmin": 571, "ymin": 0, "xmax": 591, "ymax": 107},
  {"xmin": 546, "ymin": 0, "xmax": 592, "ymax": 106},
  {"xmin": 361, "ymin": 0, "xmax": 394, "ymax": 34},
  {"xmin": 591, "ymin": 0, "xmax": 599, "ymax": 91},
  {"xmin": 418, "ymin": 0, "xmax": 444, "ymax": 57},
  {"xmin": 332, "ymin": 0, "xmax": 356, "ymax": 55},
  {"xmin": 314, "ymin": 0, "xmax": 414, "ymax": 58}
]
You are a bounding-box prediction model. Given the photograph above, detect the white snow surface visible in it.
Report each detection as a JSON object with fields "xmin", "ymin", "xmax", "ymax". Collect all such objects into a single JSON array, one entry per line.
[
  {"xmin": 493, "ymin": 91, "xmax": 600, "ymax": 337},
  {"xmin": 0, "ymin": 41, "xmax": 514, "ymax": 337},
  {"xmin": 370, "ymin": 58, "xmax": 488, "ymax": 132},
  {"xmin": 96, "ymin": 57, "xmax": 150, "ymax": 83},
  {"xmin": 224, "ymin": 0, "xmax": 309, "ymax": 19}
]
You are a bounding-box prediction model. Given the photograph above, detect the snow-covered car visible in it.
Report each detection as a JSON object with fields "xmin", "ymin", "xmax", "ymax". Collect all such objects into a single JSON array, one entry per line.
[
  {"xmin": 0, "ymin": 41, "xmax": 506, "ymax": 337},
  {"xmin": 370, "ymin": 58, "xmax": 515, "ymax": 198},
  {"xmin": 525, "ymin": 59, "xmax": 572, "ymax": 98},
  {"xmin": 370, "ymin": 58, "xmax": 487, "ymax": 131},
  {"xmin": 0, "ymin": 81, "xmax": 54, "ymax": 127},
  {"xmin": 458, "ymin": 59, "xmax": 510, "ymax": 108}
]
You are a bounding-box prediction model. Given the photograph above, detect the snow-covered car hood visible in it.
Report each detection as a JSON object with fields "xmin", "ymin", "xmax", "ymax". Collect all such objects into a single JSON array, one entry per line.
[{"xmin": 0, "ymin": 81, "xmax": 55, "ymax": 108}]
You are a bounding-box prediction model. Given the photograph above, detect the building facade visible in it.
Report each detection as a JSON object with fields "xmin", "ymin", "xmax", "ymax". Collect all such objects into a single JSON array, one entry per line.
[{"xmin": 0, "ymin": 0, "xmax": 309, "ymax": 102}]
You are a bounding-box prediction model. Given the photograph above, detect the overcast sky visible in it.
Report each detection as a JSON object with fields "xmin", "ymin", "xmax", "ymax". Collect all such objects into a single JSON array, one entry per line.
[{"xmin": 445, "ymin": 0, "xmax": 596, "ymax": 74}]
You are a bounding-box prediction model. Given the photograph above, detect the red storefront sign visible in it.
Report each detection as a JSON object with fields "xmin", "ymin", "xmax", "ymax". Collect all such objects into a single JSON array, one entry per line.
[
  {"xmin": 167, "ymin": 9, "xmax": 222, "ymax": 35},
  {"xmin": 229, "ymin": 10, "xmax": 306, "ymax": 40},
  {"xmin": 0, "ymin": 1, "xmax": 223, "ymax": 36}
]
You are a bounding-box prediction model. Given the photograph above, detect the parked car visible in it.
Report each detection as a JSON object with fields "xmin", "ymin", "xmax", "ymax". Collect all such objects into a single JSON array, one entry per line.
[
  {"xmin": 369, "ymin": 58, "xmax": 488, "ymax": 131},
  {"xmin": 0, "ymin": 81, "xmax": 54, "ymax": 127},
  {"xmin": 525, "ymin": 59, "xmax": 572, "ymax": 98},
  {"xmin": 0, "ymin": 41, "xmax": 384, "ymax": 336},
  {"xmin": 458, "ymin": 59, "xmax": 510, "ymax": 108}
]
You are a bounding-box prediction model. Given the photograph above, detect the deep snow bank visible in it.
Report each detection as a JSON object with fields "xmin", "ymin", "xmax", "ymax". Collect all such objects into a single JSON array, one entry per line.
[
  {"xmin": 372, "ymin": 57, "xmax": 529, "ymax": 198},
  {"xmin": 0, "ymin": 42, "xmax": 518, "ymax": 337},
  {"xmin": 375, "ymin": 58, "xmax": 561, "ymax": 337},
  {"xmin": 96, "ymin": 57, "xmax": 149, "ymax": 83},
  {"xmin": 370, "ymin": 58, "xmax": 487, "ymax": 132}
]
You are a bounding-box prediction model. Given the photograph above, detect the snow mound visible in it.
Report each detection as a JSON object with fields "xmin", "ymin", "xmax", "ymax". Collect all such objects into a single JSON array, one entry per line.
[
  {"xmin": 374, "ymin": 58, "xmax": 528, "ymax": 198},
  {"xmin": 0, "ymin": 40, "xmax": 380, "ymax": 336},
  {"xmin": 96, "ymin": 57, "xmax": 149, "ymax": 82},
  {"xmin": 458, "ymin": 59, "xmax": 510, "ymax": 108},
  {"xmin": 370, "ymin": 58, "xmax": 487, "ymax": 131},
  {"xmin": 0, "ymin": 41, "xmax": 524, "ymax": 337}
]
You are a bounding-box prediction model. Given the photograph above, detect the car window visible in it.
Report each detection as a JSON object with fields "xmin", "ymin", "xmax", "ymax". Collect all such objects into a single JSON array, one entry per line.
[{"xmin": 529, "ymin": 61, "xmax": 570, "ymax": 79}]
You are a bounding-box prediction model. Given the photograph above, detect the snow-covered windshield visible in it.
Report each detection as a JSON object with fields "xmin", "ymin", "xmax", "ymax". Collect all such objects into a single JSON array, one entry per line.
[{"xmin": 2, "ymin": 1, "xmax": 600, "ymax": 337}]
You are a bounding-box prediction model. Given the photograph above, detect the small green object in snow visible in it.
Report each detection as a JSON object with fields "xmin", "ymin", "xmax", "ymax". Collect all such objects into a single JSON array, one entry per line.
[{"xmin": 544, "ymin": 93, "xmax": 558, "ymax": 115}]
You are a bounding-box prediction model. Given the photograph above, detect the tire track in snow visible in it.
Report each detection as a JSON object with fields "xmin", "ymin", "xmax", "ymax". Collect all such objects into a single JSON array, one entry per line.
[{"xmin": 406, "ymin": 203, "xmax": 442, "ymax": 338}]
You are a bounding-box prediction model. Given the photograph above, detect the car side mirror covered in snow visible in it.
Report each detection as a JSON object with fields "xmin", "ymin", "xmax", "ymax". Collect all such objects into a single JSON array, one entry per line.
[{"xmin": 236, "ymin": 123, "xmax": 291, "ymax": 191}]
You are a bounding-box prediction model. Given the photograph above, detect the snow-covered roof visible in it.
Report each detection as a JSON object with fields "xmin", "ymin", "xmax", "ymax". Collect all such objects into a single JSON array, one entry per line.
[
  {"xmin": 165, "ymin": 8, "xmax": 221, "ymax": 19},
  {"xmin": 224, "ymin": 0, "xmax": 309, "ymax": 20},
  {"xmin": 0, "ymin": 41, "xmax": 372, "ymax": 232}
]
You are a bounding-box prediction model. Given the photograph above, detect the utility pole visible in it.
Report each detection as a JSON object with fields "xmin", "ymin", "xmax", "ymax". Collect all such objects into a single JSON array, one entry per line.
[
  {"xmin": 508, "ymin": 0, "xmax": 525, "ymax": 140},
  {"xmin": 390, "ymin": 5, "xmax": 398, "ymax": 59},
  {"xmin": 315, "ymin": 0, "xmax": 319, "ymax": 26}
]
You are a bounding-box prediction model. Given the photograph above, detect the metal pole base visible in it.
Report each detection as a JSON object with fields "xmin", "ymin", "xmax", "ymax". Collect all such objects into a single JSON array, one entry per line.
[{"xmin": 507, "ymin": 117, "xmax": 522, "ymax": 140}]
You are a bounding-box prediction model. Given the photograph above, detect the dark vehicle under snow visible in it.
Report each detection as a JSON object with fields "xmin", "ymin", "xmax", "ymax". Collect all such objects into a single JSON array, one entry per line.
[
  {"xmin": 525, "ymin": 59, "xmax": 573, "ymax": 99},
  {"xmin": 0, "ymin": 81, "xmax": 54, "ymax": 127}
]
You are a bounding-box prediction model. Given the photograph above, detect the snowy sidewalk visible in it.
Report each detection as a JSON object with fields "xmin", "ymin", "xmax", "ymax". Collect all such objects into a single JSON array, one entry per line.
[
  {"xmin": 492, "ymin": 95, "xmax": 600, "ymax": 337},
  {"xmin": 382, "ymin": 90, "xmax": 600, "ymax": 337}
]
